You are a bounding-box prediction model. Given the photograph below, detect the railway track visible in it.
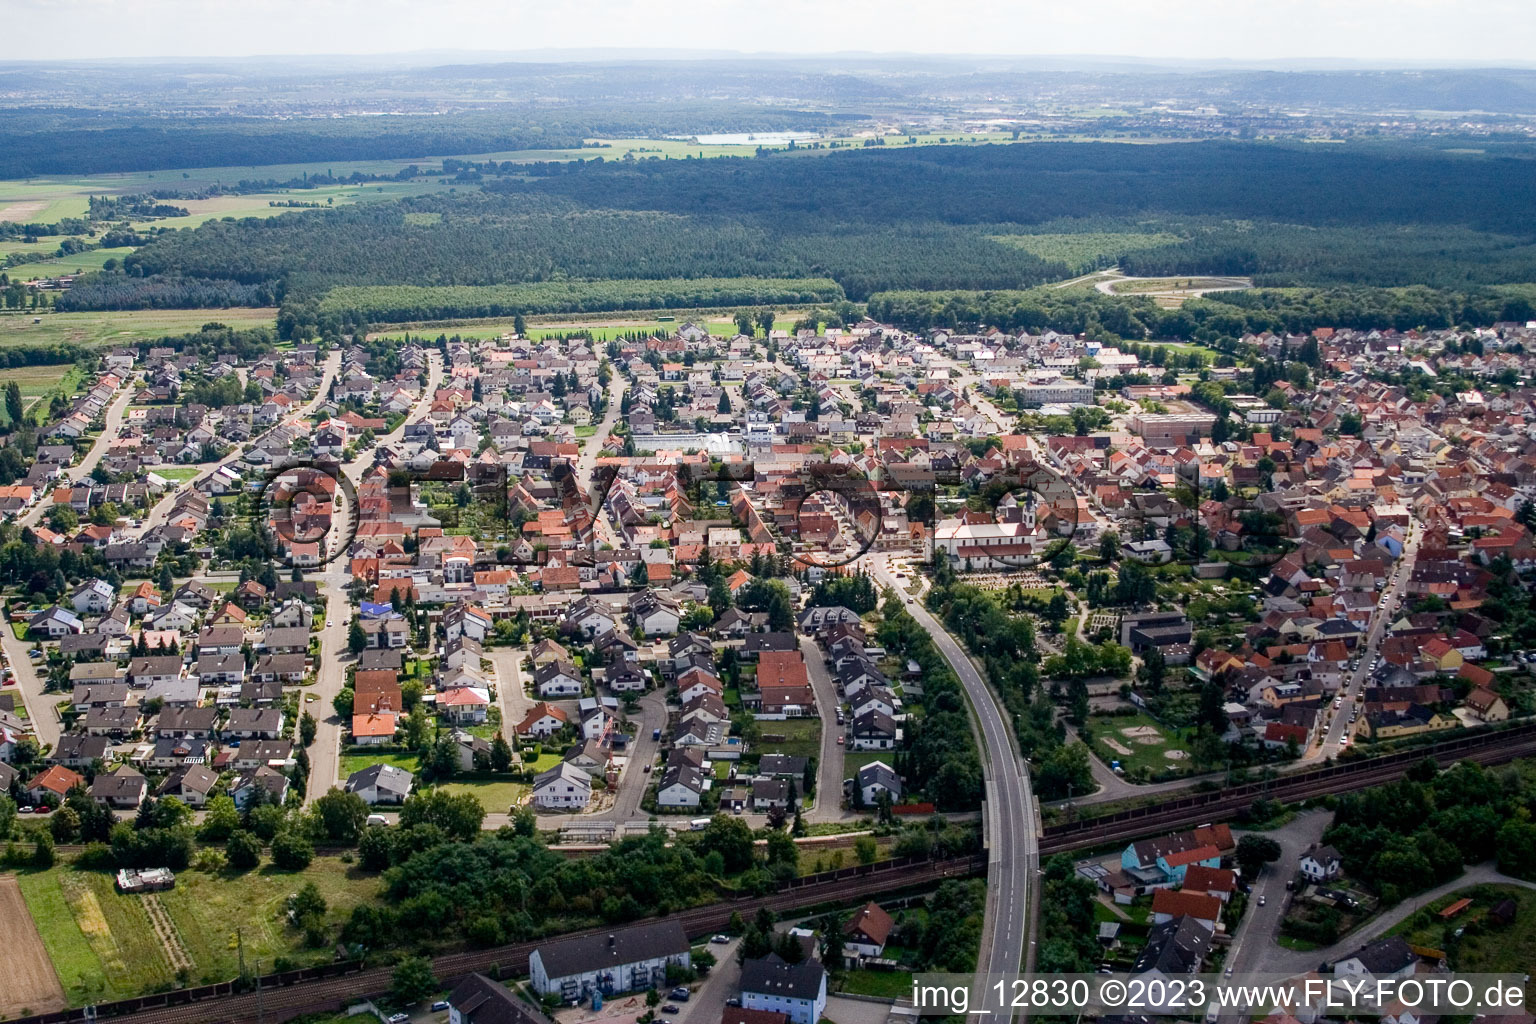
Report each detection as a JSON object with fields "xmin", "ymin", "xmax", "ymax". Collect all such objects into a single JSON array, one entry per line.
[
  {"xmin": 1040, "ymin": 721, "xmax": 1536, "ymax": 854},
  {"xmin": 21, "ymin": 855, "xmax": 983, "ymax": 1024}
]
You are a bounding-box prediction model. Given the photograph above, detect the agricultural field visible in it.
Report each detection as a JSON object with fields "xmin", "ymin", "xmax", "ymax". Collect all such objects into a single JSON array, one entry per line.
[
  {"xmin": 13, "ymin": 857, "xmax": 380, "ymax": 1005},
  {"xmin": 0, "ymin": 874, "xmax": 67, "ymax": 1017},
  {"xmin": 11, "ymin": 247, "xmax": 139, "ymax": 281},
  {"xmin": 0, "ymin": 307, "xmax": 276, "ymax": 349}
]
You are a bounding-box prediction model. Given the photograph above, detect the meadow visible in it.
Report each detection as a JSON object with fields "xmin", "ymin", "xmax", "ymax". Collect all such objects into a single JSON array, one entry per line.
[
  {"xmin": 991, "ymin": 230, "xmax": 1184, "ymax": 273},
  {"xmin": 13, "ymin": 857, "xmax": 381, "ymax": 1004},
  {"xmin": 0, "ymin": 307, "xmax": 276, "ymax": 349},
  {"xmin": 0, "ymin": 364, "xmax": 83, "ymax": 427}
]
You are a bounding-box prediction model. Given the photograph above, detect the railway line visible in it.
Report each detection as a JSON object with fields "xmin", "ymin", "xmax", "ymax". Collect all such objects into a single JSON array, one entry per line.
[
  {"xmin": 15, "ymin": 854, "xmax": 984, "ymax": 1024},
  {"xmin": 1040, "ymin": 720, "xmax": 1536, "ymax": 854}
]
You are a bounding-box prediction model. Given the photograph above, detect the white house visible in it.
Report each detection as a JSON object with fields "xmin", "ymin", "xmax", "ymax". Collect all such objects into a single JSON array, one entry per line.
[
  {"xmin": 531, "ymin": 762, "xmax": 591, "ymax": 810},
  {"xmin": 1299, "ymin": 843, "xmax": 1343, "ymax": 882},
  {"xmin": 344, "ymin": 763, "xmax": 415, "ymax": 805}
]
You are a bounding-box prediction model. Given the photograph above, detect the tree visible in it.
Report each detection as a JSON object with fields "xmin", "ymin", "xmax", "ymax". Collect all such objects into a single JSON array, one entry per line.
[
  {"xmin": 756, "ymin": 309, "xmax": 776, "ymax": 336},
  {"xmin": 391, "ymin": 956, "xmax": 438, "ymax": 1006},
  {"xmin": 358, "ymin": 824, "xmax": 394, "ymax": 870},
  {"xmin": 399, "ymin": 788, "xmax": 485, "ymax": 841},
  {"xmin": 700, "ymin": 814, "xmax": 756, "ymax": 874},
  {"xmin": 4, "ymin": 380, "xmax": 22, "ymax": 428},
  {"xmin": 300, "ymin": 711, "xmax": 317, "ymax": 747},
  {"xmin": 332, "ymin": 687, "xmax": 354, "ymax": 719},
  {"xmin": 227, "ymin": 829, "xmax": 263, "ymax": 870},
  {"xmin": 734, "ymin": 310, "xmax": 755, "ymax": 336},
  {"xmin": 49, "ymin": 804, "xmax": 81, "ymax": 843},
  {"xmin": 288, "ymin": 881, "xmax": 328, "ymax": 924},
  {"xmin": 854, "ymin": 836, "xmax": 878, "ymax": 865},
  {"xmin": 271, "ymin": 829, "xmax": 314, "ymax": 870},
  {"xmin": 491, "ymin": 733, "xmax": 513, "ymax": 772},
  {"xmin": 1235, "ymin": 834, "xmax": 1283, "ymax": 878},
  {"xmin": 32, "ymin": 831, "xmax": 55, "ymax": 868},
  {"xmin": 1099, "ymin": 531, "xmax": 1120, "ymax": 562},
  {"xmin": 0, "ymin": 795, "xmax": 15, "ymax": 840},
  {"xmin": 314, "ymin": 788, "xmax": 369, "ymax": 844},
  {"xmin": 348, "ymin": 619, "xmax": 367, "ymax": 656},
  {"xmin": 200, "ymin": 795, "xmax": 241, "ymax": 842}
]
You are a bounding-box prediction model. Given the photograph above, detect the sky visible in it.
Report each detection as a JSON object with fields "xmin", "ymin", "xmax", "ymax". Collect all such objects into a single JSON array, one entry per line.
[{"xmin": 3, "ymin": 0, "xmax": 1535, "ymax": 63}]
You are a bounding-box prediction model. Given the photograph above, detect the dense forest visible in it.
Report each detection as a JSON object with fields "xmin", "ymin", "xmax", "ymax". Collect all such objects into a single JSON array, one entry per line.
[
  {"xmin": 50, "ymin": 140, "xmax": 1536, "ymax": 327},
  {"xmin": 314, "ymin": 277, "xmax": 843, "ymax": 322}
]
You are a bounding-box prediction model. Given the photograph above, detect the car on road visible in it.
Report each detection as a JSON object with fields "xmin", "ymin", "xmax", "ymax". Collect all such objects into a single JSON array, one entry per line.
[
  {"xmin": 325, "ymin": 620, "xmax": 332, "ymax": 627},
  {"xmin": 836, "ymin": 734, "xmax": 844, "ymax": 745},
  {"xmin": 386, "ymin": 1014, "xmax": 409, "ymax": 1023},
  {"xmin": 725, "ymin": 998, "xmax": 741, "ymax": 1008},
  {"xmin": 662, "ymin": 1005, "xmax": 680, "ymax": 1014},
  {"xmin": 643, "ymin": 763, "xmax": 652, "ymax": 773},
  {"xmin": 711, "ymin": 934, "xmax": 731, "ymax": 944},
  {"xmin": 1258, "ymin": 895, "xmax": 1266, "ymax": 906},
  {"xmin": 431, "ymin": 1001, "xmax": 450, "ymax": 1012}
]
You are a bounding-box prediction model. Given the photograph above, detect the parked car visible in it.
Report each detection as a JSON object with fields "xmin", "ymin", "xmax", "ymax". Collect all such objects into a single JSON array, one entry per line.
[
  {"xmin": 711, "ymin": 934, "xmax": 731, "ymax": 944},
  {"xmin": 431, "ymin": 1001, "xmax": 450, "ymax": 1012},
  {"xmin": 387, "ymin": 1014, "xmax": 409, "ymax": 1024},
  {"xmin": 662, "ymin": 1005, "xmax": 680, "ymax": 1014},
  {"xmin": 670, "ymin": 988, "xmax": 690, "ymax": 1002},
  {"xmin": 1258, "ymin": 895, "xmax": 1267, "ymax": 906},
  {"xmin": 726, "ymin": 998, "xmax": 742, "ymax": 1008}
]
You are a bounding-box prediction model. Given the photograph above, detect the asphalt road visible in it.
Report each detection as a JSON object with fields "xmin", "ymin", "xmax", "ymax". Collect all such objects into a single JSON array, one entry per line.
[
  {"xmin": 866, "ymin": 552, "xmax": 1041, "ymax": 990},
  {"xmin": 799, "ymin": 634, "xmax": 847, "ymax": 822},
  {"xmin": 21, "ymin": 380, "xmax": 135, "ymax": 528}
]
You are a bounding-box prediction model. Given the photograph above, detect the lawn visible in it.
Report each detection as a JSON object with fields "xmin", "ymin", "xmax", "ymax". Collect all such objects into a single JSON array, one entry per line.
[
  {"xmin": 0, "ymin": 363, "xmax": 80, "ymax": 427},
  {"xmin": 1082, "ymin": 711, "xmax": 1193, "ymax": 780},
  {"xmin": 520, "ymin": 752, "xmax": 562, "ymax": 772},
  {"xmin": 147, "ymin": 466, "xmax": 201, "ymax": 483},
  {"xmin": 338, "ymin": 749, "xmax": 420, "ymax": 777},
  {"xmin": 574, "ymin": 425, "xmax": 597, "ymax": 438},
  {"xmin": 842, "ymin": 752, "xmax": 894, "ymax": 779},
  {"xmin": 0, "ymin": 308, "xmax": 277, "ymax": 350},
  {"xmin": 760, "ymin": 718, "xmax": 822, "ymax": 760},
  {"xmin": 836, "ymin": 969, "xmax": 915, "ymax": 999},
  {"xmin": 438, "ymin": 778, "xmax": 531, "ymax": 813},
  {"xmin": 10, "ymin": 248, "xmax": 138, "ymax": 282}
]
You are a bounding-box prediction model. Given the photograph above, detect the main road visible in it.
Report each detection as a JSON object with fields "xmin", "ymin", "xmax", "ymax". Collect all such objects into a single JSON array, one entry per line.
[
  {"xmin": 865, "ymin": 551, "xmax": 1041, "ymax": 991},
  {"xmin": 21, "ymin": 380, "xmax": 136, "ymax": 528}
]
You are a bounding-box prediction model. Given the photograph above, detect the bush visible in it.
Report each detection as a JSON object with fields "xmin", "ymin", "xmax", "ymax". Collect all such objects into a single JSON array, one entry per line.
[
  {"xmin": 271, "ymin": 830, "xmax": 314, "ymax": 871},
  {"xmin": 227, "ymin": 829, "xmax": 263, "ymax": 870}
]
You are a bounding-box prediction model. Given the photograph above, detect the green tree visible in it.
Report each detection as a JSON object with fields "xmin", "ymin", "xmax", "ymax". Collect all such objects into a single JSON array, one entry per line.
[
  {"xmin": 227, "ymin": 829, "xmax": 263, "ymax": 870},
  {"xmin": 391, "ymin": 956, "xmax": 439, "ymax": 1006},
  {"xmin": 1235, "ymin": 834, "xmax": 1283, "ymax": 877},
  {"xmin": 348, "ymin": 619, "xmax": 367, "ymax": 656},
  {"xmin": 358, "ymin": 824, "xmax": 394, "ymax": 870},
  {"xmin": 4, "ymin": 380, "xmax": 22, "ymax": 428},
  {"xmin": 700, "ymin": 814, "xmax": 756, "ymax": 873},
  {"xmin": 33, "ymin": 831, "xmax": 55, "ymax": 868},
  {"xmin": 399, "ymin": 788, "xmax": 485, "ymax": 841},
  {"xmin": 314, "ymin": 787, "xmax": 369, "ymax": 844},
  {"xmin": 271, "ymin": 829, "xmax": 314, "ymax": 870},
  {"xmin": 854, "ymin": 836, "xmax": 877, "ymax": 865},
  {"xmin": 332, "ymin": 687, "xmax": 354, "ymax": 719}
]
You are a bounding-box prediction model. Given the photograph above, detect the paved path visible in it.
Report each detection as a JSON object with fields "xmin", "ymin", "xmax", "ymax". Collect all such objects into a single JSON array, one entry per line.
[
  {"xmin": 1, "ymin": 619, "xmax": 60, "ymax": 752},
  {"xmin": 800, "ymin": 634, "xmax": 847, "ymax": 822},
  {"xmin": 21, "ymin": 381, "xmax": 135, "ymax": 528}
]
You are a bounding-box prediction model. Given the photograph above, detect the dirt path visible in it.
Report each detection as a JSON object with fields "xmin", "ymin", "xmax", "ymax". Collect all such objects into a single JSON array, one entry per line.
[
  {"xmin": 141, "ymin": 893, "xmax": 193, "ymax": 975},
  {"xmin": 0, "ymin": 874, "xmax": 68, "ymax": 1016}
]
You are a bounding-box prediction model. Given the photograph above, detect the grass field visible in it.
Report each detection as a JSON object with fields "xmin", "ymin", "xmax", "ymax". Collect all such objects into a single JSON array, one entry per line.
[
  {"xmin": 438, "ymin": 778, "xmax": 531, "ymax": 813},
  {"xmin": 15, "ymin": 857, "xmax": 384, "ymax": 1005},
  {"xmin": 11, "ymin": 247, "xmax": 138, "ymax": 281},
  {"xmin": 836, "ymin": 968, "xmax": 915, "ymax": 998},
  {"xmin": 147, "ymin": 465, "xmax": 201, "ymax": 483},
  {"xmin": 0, "ymin": 307, "xmax": 276, "ymax": 349},
  {"xmin": 371, "ymin": 315, "xmax": 800, "ymax": 345},
  {"xmin": 1083, "ymin": 711, "xmax": 1193, "ymax": 779},
  {"xmin": 761, "ymin": 719, "xmax": 822, "ymax": 760},
  {"xmin": 338, "ymin": 749, "xmax": 420, "ymax": 777},
  {"xmin": 0, "ymin": 363, "xmax": 82, "ymax": 428}
]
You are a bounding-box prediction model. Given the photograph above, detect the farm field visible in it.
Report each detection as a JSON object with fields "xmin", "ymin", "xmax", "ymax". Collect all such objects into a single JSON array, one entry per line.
[
  {"xmin": 0, "ymin": 873, "xmax": 67, "ymax": 1017},
  {"xmin": 1082, "ymin": 711, "xmax": 1193, "ymax": 779},
  {"xmin": 11, "ymin": 247, "xmax": 138, "ymax": 281},
  {"xmin": 13, "ymin": 857, "xmax": 381, "ymax": 1006},
  {"xmin": 0, "ymin": 307, "xmax": 276, "ymax": 349}
]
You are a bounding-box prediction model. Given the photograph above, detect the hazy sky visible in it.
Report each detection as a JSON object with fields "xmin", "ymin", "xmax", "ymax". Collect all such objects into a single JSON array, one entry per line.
[{"xmin": 4, "ymin": 0, "xmax": 1534, "ymax": 63}]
